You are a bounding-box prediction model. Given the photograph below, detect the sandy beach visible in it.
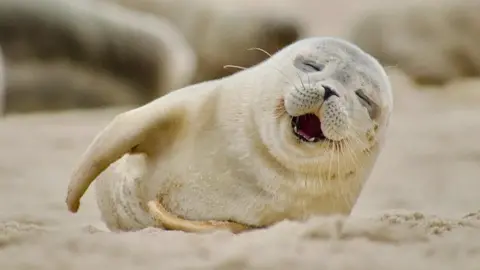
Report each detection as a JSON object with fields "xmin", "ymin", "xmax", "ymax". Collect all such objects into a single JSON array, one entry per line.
[{"xmin": 2, "ymin": 0, "xmax": 480, "ymax": 269}]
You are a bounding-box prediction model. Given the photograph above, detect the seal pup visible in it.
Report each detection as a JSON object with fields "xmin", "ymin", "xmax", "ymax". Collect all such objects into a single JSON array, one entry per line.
[
  {"xmin": 102, "ymin": 0, "xmax": 303, "ymax": 83},
  {"xmin": 65, "ymin": 37, "xmax": 393, "ymax": 233},
  {"xmin": 0, "ymin": 0, "xmax": 195, "ymax": 114}
]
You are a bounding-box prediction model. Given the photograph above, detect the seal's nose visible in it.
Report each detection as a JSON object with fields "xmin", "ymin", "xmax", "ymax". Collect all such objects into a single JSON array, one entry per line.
[{"xmin": 322, "ymin": 86, "xmax": 339, "ymax": 101}]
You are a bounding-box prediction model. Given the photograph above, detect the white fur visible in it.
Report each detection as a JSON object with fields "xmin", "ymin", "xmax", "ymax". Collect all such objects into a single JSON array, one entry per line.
[{"xmin": 66, "ymin": 37, "xmax": 393, "ymax": 231}]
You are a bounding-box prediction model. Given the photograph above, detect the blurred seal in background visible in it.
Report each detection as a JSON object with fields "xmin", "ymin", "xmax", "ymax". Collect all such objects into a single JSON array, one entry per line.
[
  {"xmin": 0, "ymin": 0, "xmax": 196, "ymax": 114},
  {"xmin": 104, "ymin": 0, "xmax": 305, "ymax": 83},
  {"xmin": 349, "ymin": 1, "xmax": 480, "ymax": 86}
]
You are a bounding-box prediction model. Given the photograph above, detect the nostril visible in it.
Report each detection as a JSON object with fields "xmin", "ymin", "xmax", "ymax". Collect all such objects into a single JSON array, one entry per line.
[{"xmin": 323, "ymin": 86, "xmax": 339, "ymax": 100}]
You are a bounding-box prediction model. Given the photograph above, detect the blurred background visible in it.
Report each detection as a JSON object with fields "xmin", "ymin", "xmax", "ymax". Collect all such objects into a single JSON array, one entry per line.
[{"xmin": 1, "ymin": 0, "xmax": 480, "ymax": 230}]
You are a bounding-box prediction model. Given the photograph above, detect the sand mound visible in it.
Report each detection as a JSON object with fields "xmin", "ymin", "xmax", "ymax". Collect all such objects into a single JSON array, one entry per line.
[{"xmin": 1, "ymin": 211, "xmax": 480, "ymax": 269}]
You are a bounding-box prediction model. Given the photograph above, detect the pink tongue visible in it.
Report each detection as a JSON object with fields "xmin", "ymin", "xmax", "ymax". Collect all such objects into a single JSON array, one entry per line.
[{"xmin": 297, "ymin": 114, "xmax": 322, "ymax": 139}]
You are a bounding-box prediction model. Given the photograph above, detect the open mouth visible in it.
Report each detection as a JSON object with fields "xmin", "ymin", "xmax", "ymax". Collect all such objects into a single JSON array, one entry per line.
[{"xmin": 291, "ymin": 113, "xmax": 326, "ymax": 142}]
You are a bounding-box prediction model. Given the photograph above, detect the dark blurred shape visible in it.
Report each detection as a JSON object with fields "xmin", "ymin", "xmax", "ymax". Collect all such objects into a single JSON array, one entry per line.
[
  {"xmin": 263, "ymin": 20, "xmax": 302, "ymax": 52},
  {"xmin": 105, "ymin": 0, "xmax": 305, "ymax": 83},
  {"xmin": 349, "ymin": 1, "xmax": 480, "ymax": 86},
  {"xmin": 0, "ymin": 47, "xmax": 4, "ymax": 115},
  {"xmin": 0, "ymin": 0, "xmax": 195, "ymax": 114}
]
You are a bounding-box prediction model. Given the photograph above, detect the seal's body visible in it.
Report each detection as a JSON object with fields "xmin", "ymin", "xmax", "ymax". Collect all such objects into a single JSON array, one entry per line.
[{"xmin": 66, "ymin": 37, "xmax": 393, "ymax": 233}]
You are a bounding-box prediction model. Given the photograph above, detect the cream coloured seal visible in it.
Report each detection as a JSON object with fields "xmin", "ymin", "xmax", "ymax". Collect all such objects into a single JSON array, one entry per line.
[{"xmin": 65, "ymin": 37, "xmax": 393, "ymax": 233}]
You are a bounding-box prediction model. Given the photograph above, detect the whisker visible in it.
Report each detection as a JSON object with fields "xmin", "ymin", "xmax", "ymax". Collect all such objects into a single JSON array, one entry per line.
[
  {"xmin": 344, "ymin": 107, "xmax": 370, "ymax": 115},
  {"xmin": 295, "ymin": 71, "xmax": 307, "ymax": 91},
  {"xmin": 247, "ymin": 47, "xmax": 273, "ymax": 58},
  {"xmin": 223, "ymin": 64, "xmax": 247, "ymax": 71},
  {"xmin": 344, "ymin": 140, "xmax": 364, "ymax": 198},
  {"xmin": 327, "ymin": 140, "xmax": 334, "ymax": 183},
  {"xmin": 342, "ymin": 142, "xmax": 359, "ymax": 202},
  {"xmin": 347, "ymin": 129, "xmax": 366, "ymax": 147},
  {"xmin": 267, "ymin": 66, "xmax": 300, "ymax": 92},
  {"xmin": 346, "ymin": 123, "xmax": 368, "ymax": 135},
  {"xmin": 344, "ymin": 139, "xmax": 360, "ymax": 169},
  {"xmin": 350, "ymin": 129, "xmax": 373, "ymax": 157},
  {"xmin": 384, "ymin": 64, "xmax": 399, "ymax": 71},
  {"xmin": 224, "ymin": 46, "xmax": 273, "ymax": 72},
  {"xmin": 335, "ymin": 141, "xmax": 340, "ymax": 182},
  {"xmin": 338, "ymin": 141, "xmax": 352, "ymax": 206},
  {"xmin": 336, "ymin": 141, "xmax": 348, "ymax": 208},
  {"xmin": 247, "ymin": 46, "xmax": 304, "ymax": 95}
]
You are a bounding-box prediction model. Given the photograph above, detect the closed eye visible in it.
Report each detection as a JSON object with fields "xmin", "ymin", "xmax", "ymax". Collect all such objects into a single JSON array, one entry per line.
[
  {"xmin": 355, "ymin": 89, "xmax": 372, "ymax": 106},
  {"xmin": 355, "ymin": 89, "xmax": 378, "ymax": 119},
  {"xmin": 293, "ymin": 55, "xmax": 325, "ymax": 73},
  {"xmin": 304, "ymin": 62, "xmax": 324, "ymax": 72}
]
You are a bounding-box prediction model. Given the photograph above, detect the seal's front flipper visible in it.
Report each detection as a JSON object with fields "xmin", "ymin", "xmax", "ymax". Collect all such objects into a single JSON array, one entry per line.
[
  {"xmin": 65, "ymin": 96, "xmax": 185, "ymax": 213},
  {"xmin": 147, "ymin": 200, "xmax": 251, "ymax": 234}
]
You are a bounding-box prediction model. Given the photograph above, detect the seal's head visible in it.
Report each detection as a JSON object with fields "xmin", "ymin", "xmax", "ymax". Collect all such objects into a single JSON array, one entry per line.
[{"xmin": 254, "ymin": 37, "xmax": 393, "ymax": 174}]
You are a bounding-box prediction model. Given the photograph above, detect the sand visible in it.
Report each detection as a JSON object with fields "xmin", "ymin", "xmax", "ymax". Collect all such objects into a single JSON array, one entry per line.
[{"xmin": 2, "ymin": 0, "xmax": 480, "ymax": 269}]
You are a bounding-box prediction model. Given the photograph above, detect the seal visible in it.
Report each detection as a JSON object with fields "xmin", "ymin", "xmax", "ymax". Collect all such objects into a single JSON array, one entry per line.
[
  {"xmin": 65, "ymin": 37, "xmax": 393, "ymax": 233},
  {"xmin": 0, "ymin": 0, "xmax": 195, "ymax": 114}
]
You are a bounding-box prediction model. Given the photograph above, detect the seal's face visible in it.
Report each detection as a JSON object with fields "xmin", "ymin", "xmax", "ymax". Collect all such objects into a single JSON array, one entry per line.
[{"xmin": 259, "ymin": 37, "xmax": 393, "ymax": 174}]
